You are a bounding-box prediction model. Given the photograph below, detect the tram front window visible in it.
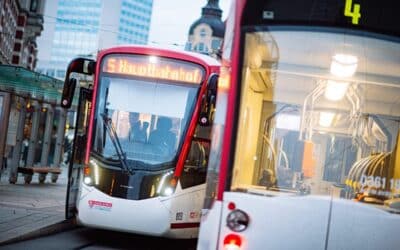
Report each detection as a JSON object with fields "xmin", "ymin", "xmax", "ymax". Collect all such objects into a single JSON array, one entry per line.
[
  {"xmin": 92, "ymin": 75, "xmax": 198, "ymax": 168},
  {"xmin": 231, "ymin": 27, "xmax": 400, "ymax": 207}
]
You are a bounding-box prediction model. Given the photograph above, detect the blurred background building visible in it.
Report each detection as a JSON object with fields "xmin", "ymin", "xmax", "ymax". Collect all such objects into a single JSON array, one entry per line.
[
  {"xmin": 0, "ymin": 0, "xmax": 45, "ymax": 70},
  {"xmin": 186, "ymin": 0, "xmax": 225, "ymax": 58},
  {"xmin": 36, "ymin": 0, "xmax": 154, "ymax": 79}
]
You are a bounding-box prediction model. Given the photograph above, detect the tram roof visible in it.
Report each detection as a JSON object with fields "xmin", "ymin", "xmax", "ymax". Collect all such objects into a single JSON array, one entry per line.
[{"xmin": 0, "ymin": 65, "xmax": 64, "ymax": 105}]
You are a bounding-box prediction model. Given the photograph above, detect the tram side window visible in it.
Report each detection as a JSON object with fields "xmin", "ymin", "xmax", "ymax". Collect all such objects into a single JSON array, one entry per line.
[
  {"xmin": 180, "ymin": 126, "xmax": 211, "ymax": 189},
  {"xmin": 230, "ymin": 30, "xmax": 400, "ymax": 211}
]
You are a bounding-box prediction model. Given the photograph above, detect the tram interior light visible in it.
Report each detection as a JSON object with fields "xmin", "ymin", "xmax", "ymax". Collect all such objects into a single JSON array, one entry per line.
[
  {"xmin": 330, "ymin": 53, "xmax": 358, "ymax": 78},
  {"xmin": 319, "ymin": 111, "xmax": 335, "ymax": 127},
  {"xmin": 324, "ymin": 80, "xmax": 349, "ymax": 101}
]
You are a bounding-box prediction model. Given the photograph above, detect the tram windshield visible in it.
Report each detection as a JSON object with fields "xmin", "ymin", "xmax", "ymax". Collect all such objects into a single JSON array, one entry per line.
[
  {"xmin": 231, "ymin": 27, "xmax": 400, "ymax": 207},
  {"xmin": 91, "ymin": 55, "xmax": 204, "ymax": 169}
]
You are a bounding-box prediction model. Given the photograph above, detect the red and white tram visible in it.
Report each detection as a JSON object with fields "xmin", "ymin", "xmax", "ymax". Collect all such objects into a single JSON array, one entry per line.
[
  {"xmin": 61, "ymin": 45, "xmax": 219, "ymax": 238},
  {"xmin": 198, "ymin": 0, "xmax": 400, "ymax": 249}
]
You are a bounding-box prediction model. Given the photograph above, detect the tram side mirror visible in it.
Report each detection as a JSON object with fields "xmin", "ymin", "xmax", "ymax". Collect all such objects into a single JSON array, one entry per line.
[
  {"xmin": 60, "ymin": 58, "xmax": 96, "ymax": 109},
  {"xmin": 61, "ymin": 78, "xmax": 77, "ymax": 109},
  {"xmin": 199, "ymin": 74, "xmax": 218, "ymax": 126}
]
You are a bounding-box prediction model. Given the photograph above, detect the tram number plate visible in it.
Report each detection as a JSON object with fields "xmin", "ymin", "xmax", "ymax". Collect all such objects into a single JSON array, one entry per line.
[{"xmin": 359, "ymin": 174, "xmax": 400, "ymax": 196}]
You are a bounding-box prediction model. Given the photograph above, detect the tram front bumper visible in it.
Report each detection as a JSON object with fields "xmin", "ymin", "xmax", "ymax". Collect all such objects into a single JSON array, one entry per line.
[{"xmin": 76, "ymin": 183, "xmax": 171, "ymax": 237}]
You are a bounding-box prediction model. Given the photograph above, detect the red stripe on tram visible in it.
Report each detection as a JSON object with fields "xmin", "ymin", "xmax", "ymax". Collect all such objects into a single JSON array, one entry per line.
[{"xmin": 170, "ymin": 222, "xmax": 200, "ymax": 229}]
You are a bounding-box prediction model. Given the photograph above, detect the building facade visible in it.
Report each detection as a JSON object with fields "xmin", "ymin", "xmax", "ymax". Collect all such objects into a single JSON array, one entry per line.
[
  {"xmin": 186, "ymin": 0, "xmax": 225, "ymax": 58},
  {"xmin": 0, "ymin": 0, "xmax": 45, "ymax": 69},
  {"xmin": 36, "ymin": 0, "xmax": 153, "ymax": 79}
]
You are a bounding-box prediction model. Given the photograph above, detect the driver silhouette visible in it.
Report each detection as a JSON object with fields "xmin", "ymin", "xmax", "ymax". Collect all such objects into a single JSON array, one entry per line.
[{"xmin": 148, "ymin": 117, "xmax": 176, "ymax": 153}]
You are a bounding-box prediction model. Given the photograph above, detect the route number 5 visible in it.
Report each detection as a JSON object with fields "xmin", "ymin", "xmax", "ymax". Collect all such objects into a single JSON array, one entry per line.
[{"xmin": 344, "ymin": 0, "xmax": 361, "ymax": 25}]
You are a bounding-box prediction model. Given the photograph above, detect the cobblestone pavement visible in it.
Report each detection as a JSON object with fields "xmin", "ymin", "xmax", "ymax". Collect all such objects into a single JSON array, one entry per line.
[{"xmin": 0, "ymin": 165, "xmax": 69, "ymax": 244}]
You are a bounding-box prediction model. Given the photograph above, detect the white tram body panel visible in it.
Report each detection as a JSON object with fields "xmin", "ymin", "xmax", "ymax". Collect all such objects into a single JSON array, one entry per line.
[
  {"xmin": 208, "ymin": 192, "xmax": 400, "ymax": 250},
  {"xmin": 326, "ymin": 198, "xmax": 400, "ymax": 250},
  {"xmin": 197, "ymin": 201, "xmax": 223, "ymax": 250},
  {"xmin": 76, "ymin": 182, "xmax": 206, "ymax": 239}
]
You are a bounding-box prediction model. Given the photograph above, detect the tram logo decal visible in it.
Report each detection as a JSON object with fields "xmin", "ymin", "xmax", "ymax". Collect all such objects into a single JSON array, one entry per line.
[
  {"xmin": 88, "ymin": 200, "xmax": 113, "ymax": 211},
  {"xmin": 189, "ymin": 212, "xmax": 199, "ymax": 219}
]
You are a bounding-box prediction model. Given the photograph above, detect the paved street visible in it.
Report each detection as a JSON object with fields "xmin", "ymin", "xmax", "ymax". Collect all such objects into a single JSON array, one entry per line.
[
  {"xmin": 0, "ymin": 165, "xmax": 68, "ymax": 244},
  {"xmin": 0, "ymin": 167, "xmax": 198, "ymax": 249},
  {"xmin": 0, "ymin": 227, "xmax": 197, "ymax": 250}
]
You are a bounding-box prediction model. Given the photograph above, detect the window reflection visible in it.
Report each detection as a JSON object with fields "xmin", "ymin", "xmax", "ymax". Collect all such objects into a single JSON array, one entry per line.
[
  {"xmin": 181, "ymin": 125, "xmax": 212, "ymax": 189},
  {"xmin": 232, "ymin": 29, "xmax": 400, "ymax": 210}
]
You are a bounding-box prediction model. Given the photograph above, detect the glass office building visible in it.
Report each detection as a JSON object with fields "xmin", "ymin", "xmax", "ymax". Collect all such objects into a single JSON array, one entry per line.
[
  {"xmin": 119, "ymin": 0, "xmax": 152, "ymax": 44},
  {"xmin": 36, "ymin": 0, "xmax": 153, "ymax": 79}
]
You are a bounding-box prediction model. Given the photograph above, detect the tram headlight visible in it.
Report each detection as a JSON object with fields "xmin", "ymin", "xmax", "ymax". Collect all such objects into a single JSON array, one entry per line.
[
  {"xmin": 84, "ymin": 176, "xmax": 92, "ymax": 185},
  {"xmin": 226, "ymin": 209, "xmax": 250, "ymax": 232},
  {"xmin": 83, "ymin": 164, "xmax": 93, "ymax": 186},
  {"xmin": 83, "ymin": 158, "xmax": 99, "ymax": 186},
  {"xmin": 163, "ymin": 187, "xmax": 174, "ymax": 196},
  {"xmin": 156, "ymin": 170, "xmax": 177, "ymax": 197}
]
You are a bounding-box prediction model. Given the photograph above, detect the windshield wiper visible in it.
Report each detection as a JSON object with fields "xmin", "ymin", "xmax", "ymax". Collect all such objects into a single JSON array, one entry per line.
[{"xmin": 100, "ymin": 113, "xmax": 132, "ymax": 174}]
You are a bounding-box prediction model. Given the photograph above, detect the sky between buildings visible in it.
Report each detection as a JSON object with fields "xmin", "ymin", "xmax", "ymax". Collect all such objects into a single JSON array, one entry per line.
[{"xmin": 148, "ymin": 0, "xmax": 231, "ymax": 48}]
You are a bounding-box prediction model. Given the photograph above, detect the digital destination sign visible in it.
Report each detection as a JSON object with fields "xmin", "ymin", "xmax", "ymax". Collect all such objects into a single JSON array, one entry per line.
[
  {"xmin": 242, "ymin": 0, "xmax": 400, "ymax": 37},
  {"xmin": 102, "ymin": 55, "xmax": 204, "ymax": 84}
]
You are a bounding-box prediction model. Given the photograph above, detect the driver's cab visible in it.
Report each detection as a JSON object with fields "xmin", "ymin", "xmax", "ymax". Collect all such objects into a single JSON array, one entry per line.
[{"xmin": 105, "ymin": 111, "xmax": 180, "ymax": 163}]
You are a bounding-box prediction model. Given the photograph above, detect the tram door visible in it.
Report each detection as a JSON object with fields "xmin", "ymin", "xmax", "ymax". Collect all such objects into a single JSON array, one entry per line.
[{"xmin": 65, "ymin": 87, "xmax": 92, "ymax": 219}]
